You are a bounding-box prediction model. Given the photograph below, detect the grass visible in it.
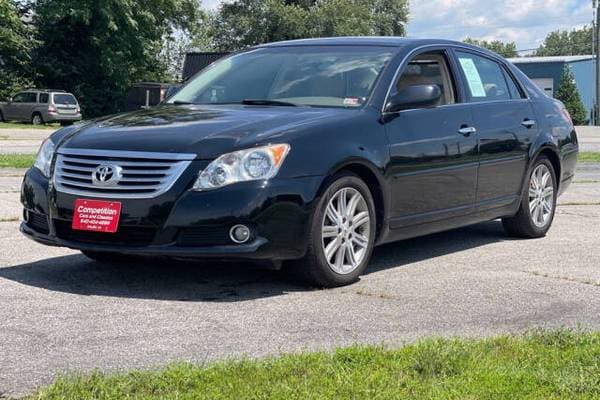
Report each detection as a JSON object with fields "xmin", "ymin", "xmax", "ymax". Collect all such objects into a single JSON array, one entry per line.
[
  {"xmin": 579, "ymin": 152, "xmax": 600, "ymax": 163},
  {"xmin": 27, "ymin": 330, "xmax": 600, "ymax": 400},
  {"xmin": 0, "ymin": 121, "xmax": 58, "ymax": 130},
  {"xmin": 0, "ymin": 154, "xmax": 36, "ymax": 168}
]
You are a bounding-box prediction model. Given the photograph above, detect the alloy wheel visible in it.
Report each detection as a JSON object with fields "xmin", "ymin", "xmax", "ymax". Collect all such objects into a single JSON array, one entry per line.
[
  {"xmin": 321, "ymin": 187, "xmax": 371, "ymax": 274},
  {"xmin": 528, "ymin": 164, "xmax": 554, "ymax": 228}
]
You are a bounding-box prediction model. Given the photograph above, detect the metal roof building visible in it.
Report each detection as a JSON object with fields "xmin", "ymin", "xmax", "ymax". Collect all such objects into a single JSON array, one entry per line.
[{"xmin": 508, "ymin": 55, "xmax": 595, "ymax": 123}]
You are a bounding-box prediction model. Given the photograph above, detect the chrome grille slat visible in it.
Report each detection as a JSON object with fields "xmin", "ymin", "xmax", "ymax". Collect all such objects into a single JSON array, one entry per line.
[{"xmin": 54, "ymin": 149, "xmax": 195, "ymax": 199}]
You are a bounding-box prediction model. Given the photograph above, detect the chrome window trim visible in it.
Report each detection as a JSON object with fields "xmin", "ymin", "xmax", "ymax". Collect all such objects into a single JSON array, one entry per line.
[
  {"xmin": 57, "ymin": 148, "xmax": 197, "ymax": 161},
  {"xmin": 381, "ymin": 43, "xmax": 531, "ymax": 115}
]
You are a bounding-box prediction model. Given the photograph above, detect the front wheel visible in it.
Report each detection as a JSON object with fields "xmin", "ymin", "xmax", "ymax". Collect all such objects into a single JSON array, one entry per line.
[
  {"xmin": 287, "ymin": 172, "xmax": 376, "ymax": 287},
  {"xmin": 502, "ymin": 156, "xmax": 557, "ymax": 238}
]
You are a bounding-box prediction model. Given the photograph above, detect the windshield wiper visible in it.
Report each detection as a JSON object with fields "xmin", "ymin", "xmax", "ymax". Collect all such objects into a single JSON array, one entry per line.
[{"xmin": 241, "ymin": 99, "xmax": 298, "ymax": 107}]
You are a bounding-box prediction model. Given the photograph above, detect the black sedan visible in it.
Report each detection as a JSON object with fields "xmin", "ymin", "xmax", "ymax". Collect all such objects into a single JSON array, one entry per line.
[{"xmin": 21, "ymin": 37, "xmax": 579, "ymax": 287}]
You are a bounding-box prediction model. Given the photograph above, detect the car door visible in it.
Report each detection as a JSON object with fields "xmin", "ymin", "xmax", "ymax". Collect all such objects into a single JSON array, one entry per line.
[
  {"xmin": 4, "ymin": 92, "xmax": 27, "ymax": 120},
  {"xmin": 383, "ymin": 49, "xmax": 478, "ymax": 228},
  {"xmin": 453, "ymin": 50, "xmax": 535, "ymax": 205},
  {"xmin": 17, "ymin": 92, "xmax": 38, "ymax": 121}
]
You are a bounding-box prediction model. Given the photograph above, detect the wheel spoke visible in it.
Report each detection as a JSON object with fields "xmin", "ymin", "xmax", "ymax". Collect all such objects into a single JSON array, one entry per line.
[
  {"xmin": 352, "ymin": 211, "xmax": 369, "ymax": 229},
  {"xmin": 541, "ymin": 171, "xmax": 551, "ymax": 188},
  {"xmin": 338, "ymin": 189, "xmax": 348, "ymax": 217},
  {"xmin": 326, "ymin": 202, "xmax": 340, "ymax": 225},
  {"xmin": 352, "ymin": 233, "xmax": 368, "ymax": 249},
  {"xmin": 542, "ymin": 200, "xmax": 552, "ymax": 213},
  {"xmin": 529, "ymin": 187, "xmax": 538, "ymax": 198},
  {"xmin": 325, "ymin": 237, "xmax": 342, "ymax": 261},
  {"xmin": 529, "ymin": 199, "xmax": 538, "ymax": 212},
  {"xmin": 542, "ymin": 187, "xmax": 553, "ymax": 199},
  {"xmin": 322, "ymin": 225, "xmax": 339, "ymax": 239},
  {"xmin": 334, "ymin": 244, "xmax": 346, "ymax": 271},
  {"xmin": 346, "ymin": 243, "xmax": 358, "ymax": 267},
  {"xmin": 346, "ymin": 192, "xmax": 361, "ymax": 218}
]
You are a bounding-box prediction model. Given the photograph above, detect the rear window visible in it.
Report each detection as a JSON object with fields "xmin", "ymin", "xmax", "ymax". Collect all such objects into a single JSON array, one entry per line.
[{"xmin": 53, "ymin": 94, "xmax": 77, "ymax": 105}]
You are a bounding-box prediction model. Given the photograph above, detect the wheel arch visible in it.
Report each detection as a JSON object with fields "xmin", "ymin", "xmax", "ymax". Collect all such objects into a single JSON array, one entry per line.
[
  {"xmin": 320, "ymin": 158, "xmax": 388, "ymax": 242},
  {"xmin": 530, "ymin": 144, "xmax": 562, "ymax": 191}
]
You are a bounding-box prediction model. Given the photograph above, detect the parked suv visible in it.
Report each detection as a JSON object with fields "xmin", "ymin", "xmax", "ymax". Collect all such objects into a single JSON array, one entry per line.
[{"xmin": 0, "ymin": 89, "xmax": 82, "ymax": 126}]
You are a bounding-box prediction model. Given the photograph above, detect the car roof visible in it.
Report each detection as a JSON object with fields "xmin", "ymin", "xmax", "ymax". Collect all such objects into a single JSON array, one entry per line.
[
  {"xmin": 257, "ymin": 37, "xmax": 504, "ymax": 61},
  {"xmin": 260, "ymin": 36, "xmax": 470, "ymax": 49}
]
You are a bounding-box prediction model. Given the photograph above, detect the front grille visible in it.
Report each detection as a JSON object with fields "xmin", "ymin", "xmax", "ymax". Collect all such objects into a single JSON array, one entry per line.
[
  {"xmin": 26, "ymin": 211, "xmax": 50, "ymax": 234},
  {"xmin": 53, "ymin": 148, "xmax": 195, "ymax": 199},
  {"xmin": 178, "ymin": 226, "xmax": 232, "ymax": 247},
  {"xmin": 54, "ymin": 219, "xmax": 157, "ymax": 246}
]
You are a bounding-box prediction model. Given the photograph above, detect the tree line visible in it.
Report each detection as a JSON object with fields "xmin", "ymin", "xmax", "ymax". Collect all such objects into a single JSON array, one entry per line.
[
  {"xmin": 1, "ymin": 0, "xmax": 408, "ymax": 117},
  {"xmin": 0, "ymin": 0, "xmax": 592, "ymax": 120}
]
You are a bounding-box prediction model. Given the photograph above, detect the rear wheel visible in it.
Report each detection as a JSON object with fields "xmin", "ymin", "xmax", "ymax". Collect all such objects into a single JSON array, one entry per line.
[
  {"xmin": 31, "ymin": 113, "xmax": 44, "ymax": 126},
  {"xmin": 60, "ymin": 121, "xmax": 73, "ymax": 126},
  {"xmin": 502, "ymin": 156, "xmax": 557, "ymax": 238},
  {"xmin": 287, "ymin": 172, "xmax": 376, "ymax": 287}
]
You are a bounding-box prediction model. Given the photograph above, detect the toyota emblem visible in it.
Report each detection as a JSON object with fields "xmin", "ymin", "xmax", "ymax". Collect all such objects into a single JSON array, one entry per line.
[{"xmin": 92, "ymin": 164, "xmax": 122, "ymax": 186}]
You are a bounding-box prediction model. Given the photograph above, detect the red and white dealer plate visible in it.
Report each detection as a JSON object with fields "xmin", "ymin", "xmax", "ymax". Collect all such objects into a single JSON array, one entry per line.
[{"xmin": 72, "ymin": 199, "xmax": 122, "ymax": 233}]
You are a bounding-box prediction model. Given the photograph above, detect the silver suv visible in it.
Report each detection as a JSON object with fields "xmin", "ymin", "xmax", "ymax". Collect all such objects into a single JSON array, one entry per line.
[{"xmin": 0, "ymin": 89, "xmax": 82, "ymax": 126}]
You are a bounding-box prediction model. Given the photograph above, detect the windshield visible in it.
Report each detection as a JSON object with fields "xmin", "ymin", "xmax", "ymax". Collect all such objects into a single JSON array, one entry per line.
[
  {"xmin": 53, "ymin": 94, "xmax": 77, "ymax": 105},
  {"xmin": 169, "ymin": 46, "xmax": 395, "ymax": 108}
]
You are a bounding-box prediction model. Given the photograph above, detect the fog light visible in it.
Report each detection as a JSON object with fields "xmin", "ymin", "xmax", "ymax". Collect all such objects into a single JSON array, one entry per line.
[{"xmin": 230, "ymin": 224, "xmax": 251, "ymax": 244}]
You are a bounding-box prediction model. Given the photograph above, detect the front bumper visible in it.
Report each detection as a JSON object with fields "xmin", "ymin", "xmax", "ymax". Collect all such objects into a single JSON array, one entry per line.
[{"xmin": 20, "ymin": 167, "xmax": 324, "ymax": 260}]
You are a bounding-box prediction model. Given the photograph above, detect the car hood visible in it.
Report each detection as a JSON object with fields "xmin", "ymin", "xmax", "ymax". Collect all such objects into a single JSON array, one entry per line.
[{"xmin": 57, "ymin": 105, "xmax": 350, "ymax": 159}]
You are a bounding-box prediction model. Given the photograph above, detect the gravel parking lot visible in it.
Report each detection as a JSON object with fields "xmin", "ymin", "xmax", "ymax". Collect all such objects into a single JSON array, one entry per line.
[{"xmin": 0, "ymin": 142, "xmax": 599, "ymax": 397}]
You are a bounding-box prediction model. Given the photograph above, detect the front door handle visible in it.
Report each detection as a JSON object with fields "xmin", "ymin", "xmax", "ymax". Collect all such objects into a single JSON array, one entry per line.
[
  {"xmin": 522, "ymin": 119, "xmax": 536, "ymax": 128},
  {"xmin": 458, "ymin": 126, "xmax": 477, "ymax": 136}
]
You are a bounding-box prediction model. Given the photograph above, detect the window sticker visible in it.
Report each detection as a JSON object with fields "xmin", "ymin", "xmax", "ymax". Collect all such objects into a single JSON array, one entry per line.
[{"xmin": 458, "ymin": 58, "xmax": 486, "ymax": 98}]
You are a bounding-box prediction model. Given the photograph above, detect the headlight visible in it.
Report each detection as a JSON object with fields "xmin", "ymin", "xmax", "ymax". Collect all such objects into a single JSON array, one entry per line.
[
  {"xmin": 193, "ymin": 144, "xmax": 290, "ymax": 190},
  {"xmin": 34, "ymin": 139, "xmax": 55, "ymax": 178}
]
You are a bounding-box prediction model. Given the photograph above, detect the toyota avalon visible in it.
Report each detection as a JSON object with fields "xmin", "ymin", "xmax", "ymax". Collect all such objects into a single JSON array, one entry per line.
[{"xmin": 21, "ymin": 38, "xmax": 579, "ymax": 287}]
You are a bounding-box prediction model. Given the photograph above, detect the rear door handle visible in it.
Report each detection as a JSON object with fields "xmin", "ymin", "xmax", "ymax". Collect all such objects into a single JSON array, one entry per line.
[
  {"xmin": 522, "ymin": 119, "xmax": 536, "ymax": 128},
  {"xmin": 458, "ymin": 126, "xmax": 477, "ymax": 136}
]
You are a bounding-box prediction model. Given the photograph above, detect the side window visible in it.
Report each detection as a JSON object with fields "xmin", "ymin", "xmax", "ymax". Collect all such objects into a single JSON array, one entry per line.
[
  {"xmin": 39, "ymin": 93, "xmax": 49, "ymax": 103},
  {"xmin": 455, "ymin": 51, "xmax": 511, "ymax": 102},
  {"xmin": 503, "ymin": 68, "xmax": 526, "ymax": 99},
  {"xmin": 394, "ymin": 51, "xmax": 456, "ymax": 107},
  {"xmin": 12, "ymin": 93, "xmax": 27, "ymax": 103}
]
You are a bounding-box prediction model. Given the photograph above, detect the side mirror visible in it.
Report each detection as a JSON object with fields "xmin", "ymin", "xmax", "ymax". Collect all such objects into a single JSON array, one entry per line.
[{"xmin": 385, "ymin": 84, "xmax": 442, "ymax": 113}]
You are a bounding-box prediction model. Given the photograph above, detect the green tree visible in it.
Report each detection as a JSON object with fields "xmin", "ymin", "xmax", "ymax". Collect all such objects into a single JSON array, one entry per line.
[
  {"xmin": 536, "ymin": 26, "xmax": 593, "ymax": 56},
  {"xmin": 555, "ymin": 66, "xmax": 587, "ymax": 125},
  {"xmin": 210, "ymin": 0, "xmax": 408, "ymax": 52},
  {"xmin": 463, "ymin": 38, "xmax": 518, "ymax": 58},
  {"xmin": 32, "ymin": 0, "xmax": 205, "ymax": 117},
  {"xmin": 0, "ymin": 0, "xmax": 36, "ymax": 101}
]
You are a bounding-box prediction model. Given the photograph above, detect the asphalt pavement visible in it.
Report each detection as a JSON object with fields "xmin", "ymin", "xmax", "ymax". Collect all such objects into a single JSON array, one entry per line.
[{"xmin": 0, "ymin": 130, "xmax": 599, "ymax": 397}]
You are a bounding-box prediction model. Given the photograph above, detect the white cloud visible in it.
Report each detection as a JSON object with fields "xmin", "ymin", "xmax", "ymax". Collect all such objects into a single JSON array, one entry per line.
[
  {"xmin": 408, "ymin": 0, "xmax": 593, "ymax": 51},
  {"xmin": 202, "ymin": 0, "xmax": 592, "ymax": 52}
]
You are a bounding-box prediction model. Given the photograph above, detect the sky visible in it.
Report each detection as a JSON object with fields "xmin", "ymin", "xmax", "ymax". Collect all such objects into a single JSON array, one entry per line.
[{"xmin": 202, "ymin": 0, "xmax": 594, "ymax": 52}]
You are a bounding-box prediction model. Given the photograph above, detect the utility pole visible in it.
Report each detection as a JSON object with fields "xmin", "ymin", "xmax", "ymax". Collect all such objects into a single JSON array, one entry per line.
[{"xmin": 595, "ymin": 0, "xmax": 600, "ymax": 124}]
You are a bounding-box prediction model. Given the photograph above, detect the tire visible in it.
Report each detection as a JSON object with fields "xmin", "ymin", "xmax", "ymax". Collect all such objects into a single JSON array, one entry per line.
[
  {"xmin": 502, "ymin": 155, "xmax": 557, "ymax": 238},
  {"xmin": 81, "ymin": 250, "xmax": 149, "ymax": 265},
  {"xmin": 31, "ymin": 113, "xmax": 44, "ymax": 126},
  {"xmin": 286, "ymin": 172, "xmax": 377, "ymax": 287},
  {"xmin": 60, "ymin": 121, "xmax": 73, "ymax": 127}
]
